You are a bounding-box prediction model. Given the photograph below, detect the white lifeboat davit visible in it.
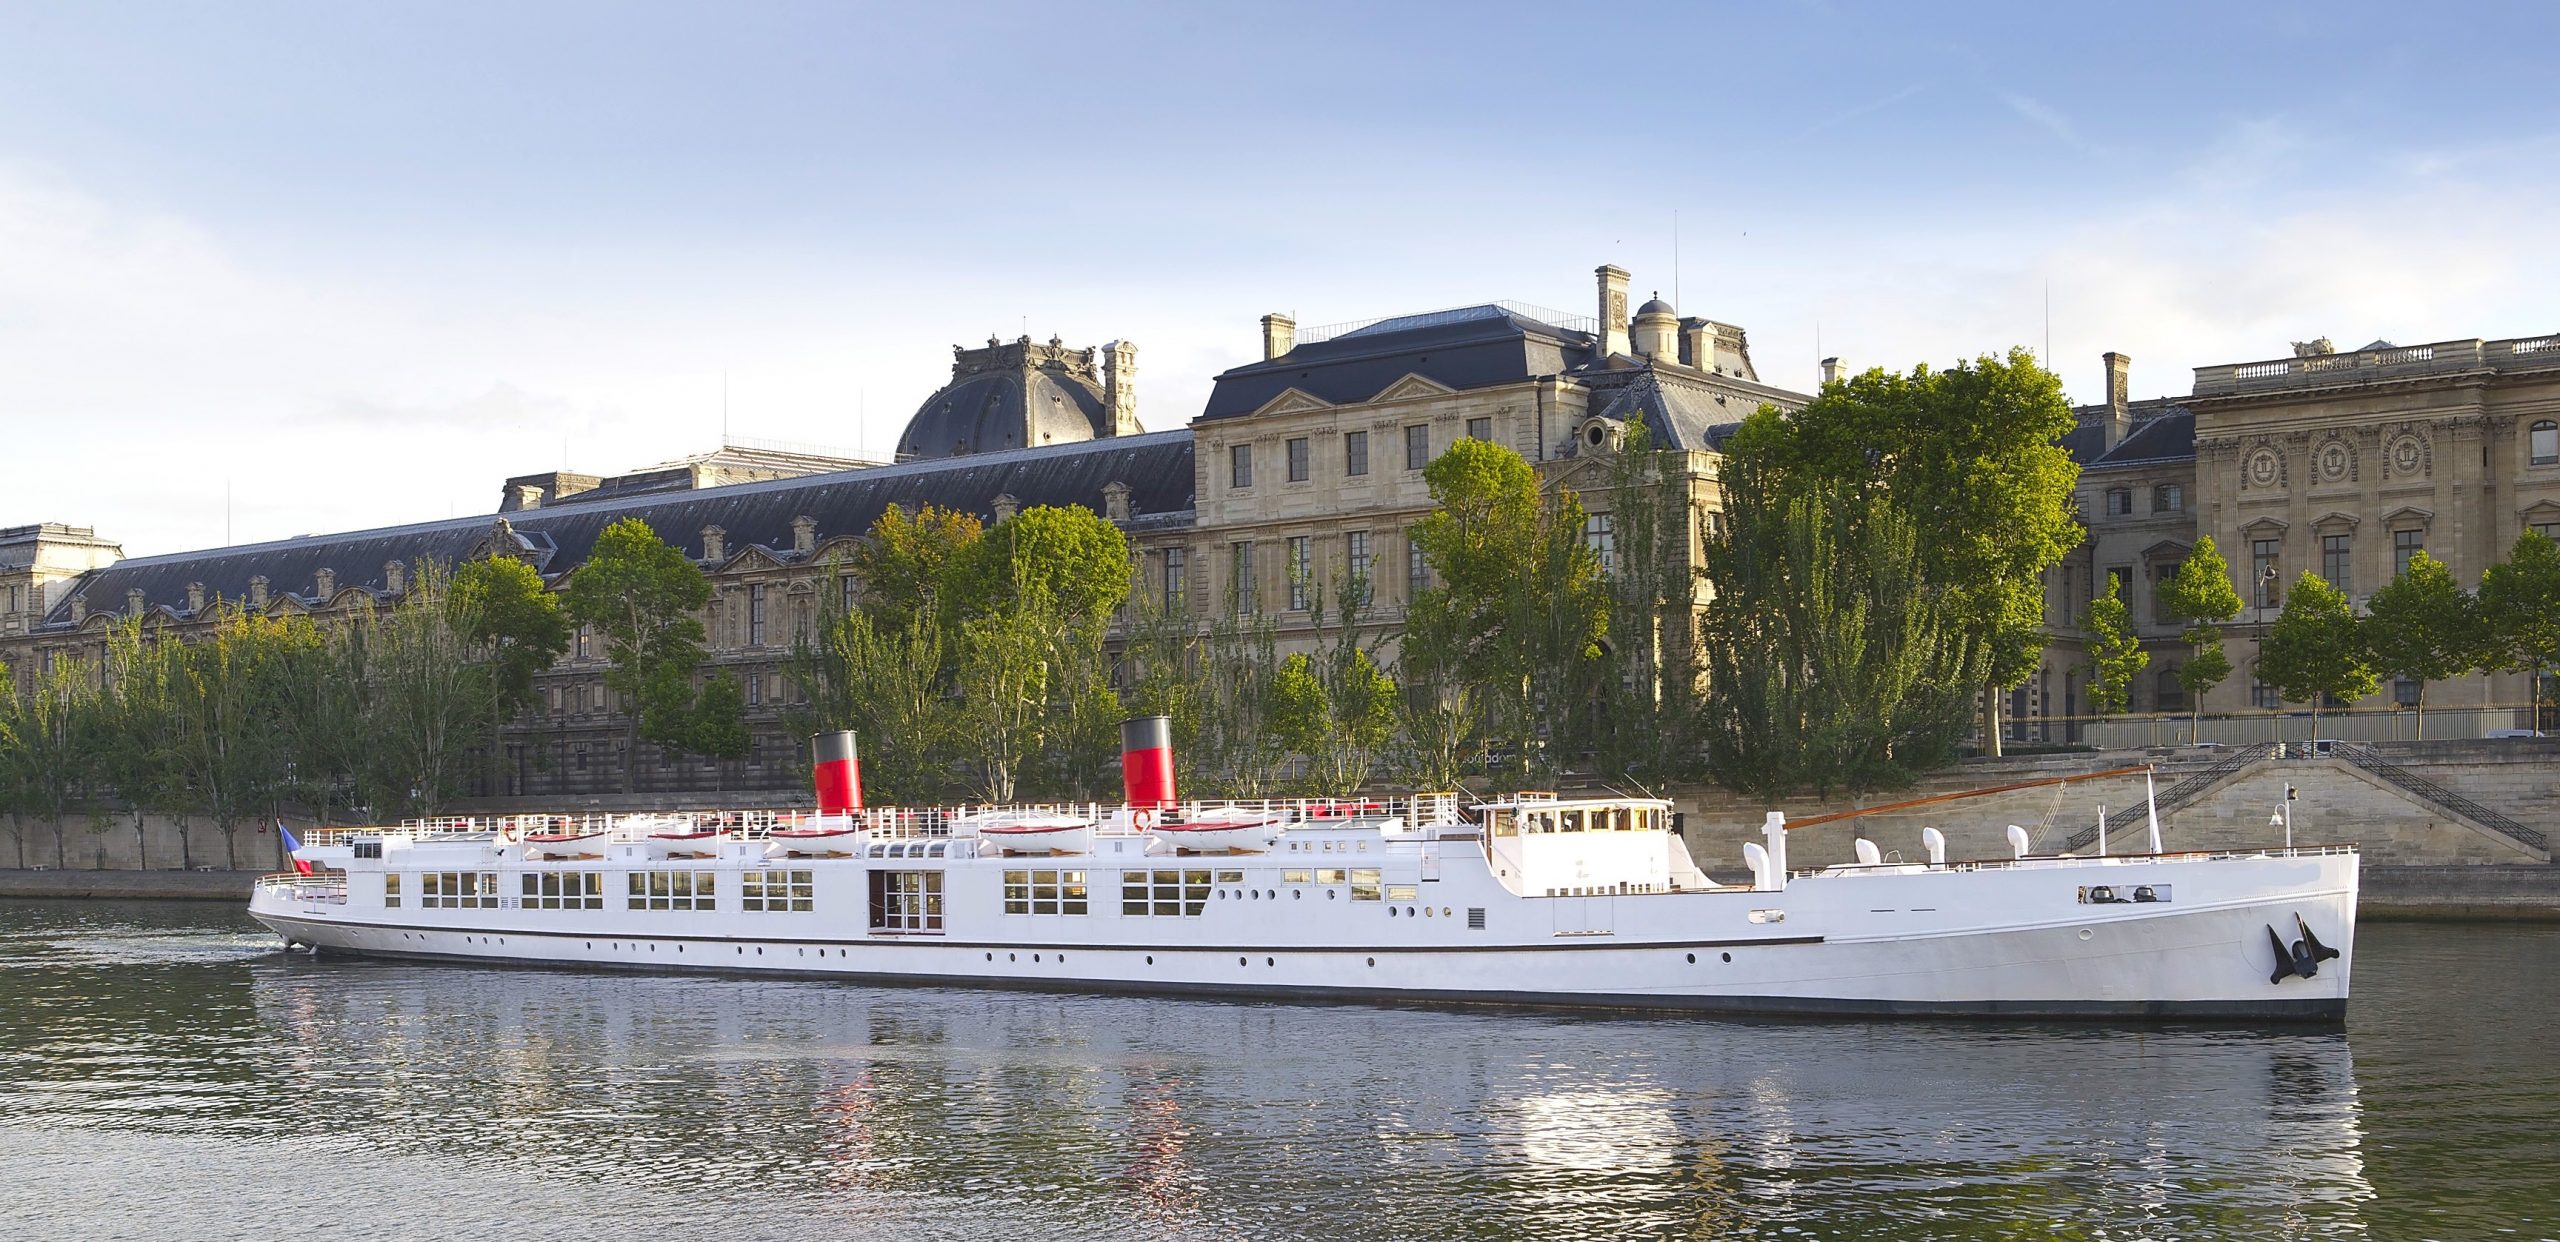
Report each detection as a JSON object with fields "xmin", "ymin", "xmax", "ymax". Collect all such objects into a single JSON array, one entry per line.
[
  {"xmin": 968, "ymin": 812, "xmax": 1093, "ymax": 856},
  {"xmin": 1148, "ymin": 806, "xmax": 1288, "ymax": 855}
]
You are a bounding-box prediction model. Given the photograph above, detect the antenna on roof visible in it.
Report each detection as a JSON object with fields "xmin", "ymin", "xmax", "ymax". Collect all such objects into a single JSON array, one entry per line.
[{"xmin": 1672, "ymin": 207, "xmax": 1681, "ymax": 310}]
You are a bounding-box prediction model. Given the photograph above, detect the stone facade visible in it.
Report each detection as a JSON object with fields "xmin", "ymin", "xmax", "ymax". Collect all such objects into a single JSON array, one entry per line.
[{"xmin": 0, "ymin": 524, "xmax": 122, "ymax": 640}]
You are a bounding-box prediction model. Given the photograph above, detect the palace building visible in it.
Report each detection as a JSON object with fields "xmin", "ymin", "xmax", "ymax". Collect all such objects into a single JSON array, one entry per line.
[{"xmin": 6, "ymin": 265, "xmax": 2554, "ymax": 797}]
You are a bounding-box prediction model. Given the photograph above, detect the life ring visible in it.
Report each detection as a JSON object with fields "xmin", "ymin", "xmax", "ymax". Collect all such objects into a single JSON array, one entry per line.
[{"xmin": 1133, "ymin": 808, "xmax": 1157, "ymax": 831}]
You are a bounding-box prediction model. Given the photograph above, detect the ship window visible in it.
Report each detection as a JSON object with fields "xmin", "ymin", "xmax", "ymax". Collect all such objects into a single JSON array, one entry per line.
[
  {"xmin": 382, "ymin": 873, "xmax": 400, "ymax": 908},
  {"xmin": 631, "ymin": 870, "xmax": 717, "ymax": 912},
  {"xmin": 420, "ymin": 871, "xmax": 498, "ymax": 909},
  {"xmin": 1282, "ymin": 869, "xmax": 1312, "ymax": 884},
  {"xmin": 1350, "ymin": 868, "xmax": 1382, "ymax": 901},
  {"xmin": 1485, "ymin": 809, "xmax": 1513, "ymax": 837},
  {"xmin": 1216, "ymin": 870, "xmax": 1244, "ymax": 884},
  {"xmin": 1003, "ymin": 869, "xmax": 1089, "ymax": 916},
  {"xmin": 1316, "ymin": 868, "xmax": 1348, "ymax": 885},
  {"xmin": 742, "ymin": 869, "xmax": 815, "ymax": 912},
  {"xmin": 868, "ymin": 870, "xmax": 944, "ymax": 932},
  {"xmin": 1121, "ymin": 869, "xmax": 1210, "ymax": 916},
  {"xmin": 522, "ymin": 870, "xmax": 606, "ymax": 910},
  {"xmin": 353, "ymin": 840, "xmax": 382, "ymax": 860},
  {"xmin": 1560, "ymin": 810, "xmax": 1586, "ymax": 833},
  {"xmin": 1387, "ymin": 884, "xmax": 1419, "ymax": 902}
]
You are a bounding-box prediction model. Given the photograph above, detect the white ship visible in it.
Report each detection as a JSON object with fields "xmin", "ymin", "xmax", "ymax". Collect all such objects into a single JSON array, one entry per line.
[{"xmin": 249, "ymin": 718, "xmax": 2357, "ymax": 1021}]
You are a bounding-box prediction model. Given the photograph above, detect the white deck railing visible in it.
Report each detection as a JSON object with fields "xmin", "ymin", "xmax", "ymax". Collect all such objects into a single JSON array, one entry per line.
[{"xmin": 300, "ymin": 793, "xmax": 1467, "ymax": 848}]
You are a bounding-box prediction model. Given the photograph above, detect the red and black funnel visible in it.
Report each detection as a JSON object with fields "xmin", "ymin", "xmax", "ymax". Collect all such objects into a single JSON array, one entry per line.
[
  {"xmin": 811, "ymin": 731, "xmax": 862, "ymax": 815},
  {"xmin": 1120, "ymin": 716, "xmax": 1176, "ymax": 809}
]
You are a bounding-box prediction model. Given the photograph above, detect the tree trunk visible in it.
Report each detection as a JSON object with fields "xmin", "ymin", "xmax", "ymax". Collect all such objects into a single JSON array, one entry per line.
[
  {"xmin": 1981, "ymin": 685, "xmax": 2004, "ymax": 757},
  {"xmin": 178, "ymin": 816, "xmax": 194, "ymax": 871},
  {"xmin": 2414, "ymin": 684, "xmax": 2427, "ymax": 737},
  {"xmin": 133, "ymin": 808, "xmax": 148, "ymax": 871},
  {"xmin": 52, "ymin": 819, "xmax": 66, "ymax": 870},
  {"xmin": 221, "ymin": 820, "xmax": 239, "ymax": 871}
]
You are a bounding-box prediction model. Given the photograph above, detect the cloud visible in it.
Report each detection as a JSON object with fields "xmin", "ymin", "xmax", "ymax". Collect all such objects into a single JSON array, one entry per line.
[{"xmin": 1997, "ymin": 90, "xmax": 2088, "ymax": 150}]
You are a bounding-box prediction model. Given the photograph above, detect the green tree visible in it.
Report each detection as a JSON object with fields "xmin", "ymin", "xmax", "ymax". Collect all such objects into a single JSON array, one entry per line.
[
  {"xmin": 96, "ymin": 617, "xmax": 184, "ymax": 869},
  {"xmin": 2157, "ymin": 535, "xmax": 2244, "ymax": 736},
  {"xmin": 1700, "ymin": 477, "xmax": 1989, "ymax": 797},
  {"xmin": 2364, "ymin": 550, "xmax": 2481, "ymax": 732},
  {"xmin": 1191, "ymin": 600, "xmax": 1289, "ymax": 797},
  {"xmin": 2479, "ymin": 530, "xmax": 2560, "ymax": 730},
  {"xmin": 942, "ymin": 504, "xmax": 1130, "ymax": 626},
  {"xmin": 2084, "ymin": 575, "xmax": 2149, "ymax": 716},
  {"xmin": 787, "ymin": 595, "xmax": 957, "ymax": 805},
  {"xmin": 366, "ymin": 563, "xmax": 504, "ymax": 816},
  {"xmin": 951, "ymin": 594, "xmax": 1066, "ymax": 803},
  {"xmin": 9, "ymin": 654, "xmax": 100, "ymax": 869},
  {"xmin": 168, "ymin": 605, "xmax": 301, "ymax": 869},
  {"xmin": 450, "ymin": 554, "xmax": 571, "ymax": 792},
  {"xmin": 851, "ymin": 503, "xmax": 982, "ymax": 625},
  {"xmin": 2255, "ymin": 572, "xmax": 2378, "ymax": 734},
  {"xmin": 1619, "ymin": 433, "xmax": 1710, "ymax": 787},
  {"xmin": 562, "ymin": 518, "xmax": 715, "ymax": 792},
  {"xmin": 1728, "ymin": 348, "xmax": 2082, "ymax": 755},
  {"xmin": 1407, "ymin": 437, "xmax": 1608, "ymax": 784},
  {"xmin": 684, "ymin": 673, "xmax": 752, "ymax": 785}
]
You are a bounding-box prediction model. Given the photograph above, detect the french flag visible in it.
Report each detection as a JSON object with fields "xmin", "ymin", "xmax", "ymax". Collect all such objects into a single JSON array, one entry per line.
[{"xmin": 278, "ymin": 822, "xmax": 313, "ymax": 876}]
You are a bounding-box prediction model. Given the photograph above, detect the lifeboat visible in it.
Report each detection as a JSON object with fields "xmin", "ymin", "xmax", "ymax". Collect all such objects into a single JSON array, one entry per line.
[
  {"xmin": 1148, "ymin": 806, "xmax": 1287, "ymax": 855},
  {"xmin": 642, "ymin": 829, "xmax": 723, "ymax": 859},
  {"xmin": 970, "ymin": 812, "xmax": 1093, "ymax": 856},
  {"xmin": 523, "ymin": 829, "xmax": 606, "ymax": 859},
  {"xmin": 767, "ymin": 820, "xmax": 862, "ymax": 858}
]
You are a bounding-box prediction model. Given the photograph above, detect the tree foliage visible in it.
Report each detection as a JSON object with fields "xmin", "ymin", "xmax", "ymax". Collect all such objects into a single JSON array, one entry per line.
[
  {"xmin": 2255, "ymin": 572, "xmax": 2377, "ymax": 729},
  {"xmin": 2479, "ymin": 530, "xmax": 2560, "ymax": 723},
  {"xmin": 1700, "ymin": 472, "xmax": 1989, "ymax": 797},
  {"xmin": 1728, "ymin": 349, "xmax": 2081, "ymax": 752},
  {"xmin": 562, "ymin": 517, "xmax": 715, "ymax": 791},
  {"xmin": 1405, "ymin": 437, "xmax": 1608, "ymax": 784},
  {"xmin": 2364, "ymin": 550, "xmax": 2481, "ymax": 728},
  {"xmin": 2084, "ymin": 575, "xmax": 2149, "ymax": 716},
  {"xmin": 2158, "ymin": 535, "xmax": 2243, "ymax": 733},
  {"xmin": 850, "ymin": 503, "xmax": 981, "ymax": 626}
]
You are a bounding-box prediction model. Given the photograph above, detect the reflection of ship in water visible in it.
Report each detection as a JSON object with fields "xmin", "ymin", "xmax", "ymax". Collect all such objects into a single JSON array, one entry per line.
[{"xmin": 242, "ymin": 957, "xmax": 2372, "ymax": 1238}]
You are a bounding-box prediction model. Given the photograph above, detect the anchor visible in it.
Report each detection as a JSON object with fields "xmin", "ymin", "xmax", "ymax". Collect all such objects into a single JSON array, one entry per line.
[{"xmin": 2266, "ymin": 913, "xmax": 2342, "ymax": 985}]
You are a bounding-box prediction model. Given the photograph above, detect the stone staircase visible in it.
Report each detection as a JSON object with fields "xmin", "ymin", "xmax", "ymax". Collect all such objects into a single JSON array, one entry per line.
[
  {"xmin": 2333, "ymin": 743, "xmax": 2548, "ymax": 852},
  {"xmin": 2050, "ymin": 743, "xmax": 2274, "ymax": 853}
]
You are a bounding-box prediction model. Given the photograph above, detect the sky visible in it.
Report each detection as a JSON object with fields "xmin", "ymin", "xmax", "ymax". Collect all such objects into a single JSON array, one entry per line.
[{"xmin": 5, "ymin": 0, "xmax": 2558, "ymax": 557}]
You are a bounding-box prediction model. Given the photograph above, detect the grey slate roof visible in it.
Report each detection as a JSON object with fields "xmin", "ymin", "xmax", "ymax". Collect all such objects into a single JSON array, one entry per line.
[
  {"xmin": 895, "ymin": 368, "xmax": 1114, "ymax": 461},
  {"xmin": 1200, "ymin": 305, "xmax": 1598, "ymax": 421},
  {"xmin": 39, "ymin": 431, "xmax": 1194, "ymax": 631},
  {"xmin": 1586, "ymin": 366, "xmax": 1795, "ymax": 452},
  {"xmin": 2069, "ymin": 400, "xmax": 2197, "ymax": 470}
]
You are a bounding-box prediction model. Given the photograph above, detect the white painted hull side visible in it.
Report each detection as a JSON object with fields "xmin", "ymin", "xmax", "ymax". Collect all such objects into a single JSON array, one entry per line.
[{"xmin": 250, "ymin": 849, "xmax": 2355, "ymax": 1022}]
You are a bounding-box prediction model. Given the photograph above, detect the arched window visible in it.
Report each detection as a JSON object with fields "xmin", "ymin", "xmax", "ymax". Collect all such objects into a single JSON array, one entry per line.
[
  {"xmin": 2532, "ymin": 420, "xmax": 2558, "ymax": 467},
  {"xmin": 2155, "ymin": 666, "xmax": 2184, "ymax": 711}
]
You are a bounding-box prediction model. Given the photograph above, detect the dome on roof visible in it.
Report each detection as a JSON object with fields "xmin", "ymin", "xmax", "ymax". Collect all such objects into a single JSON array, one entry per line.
[
  {"xmin": 895, "ymin": 335, "xmax": 1135, "ymax": 462},
  {"xmin": 1635, "ymin": 294, "xmax": 1677, "ymax": 318}
]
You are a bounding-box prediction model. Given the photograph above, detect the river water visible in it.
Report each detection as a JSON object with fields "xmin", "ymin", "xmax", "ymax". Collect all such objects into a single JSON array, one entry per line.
[{"xmin": 0, "ymin": 901, "xmax": 2552, "ymax": 1241}]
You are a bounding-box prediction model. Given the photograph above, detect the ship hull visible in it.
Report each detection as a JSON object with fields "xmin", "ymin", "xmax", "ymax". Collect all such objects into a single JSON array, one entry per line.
[{"xmin": 250, "ymin": 849, "xmax": 2356, "ymax": 1023}]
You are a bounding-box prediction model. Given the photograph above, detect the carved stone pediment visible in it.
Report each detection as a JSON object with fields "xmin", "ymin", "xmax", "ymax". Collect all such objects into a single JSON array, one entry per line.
[{"xmin": 1249, "ymin": 388, "xmax": 1335, "ymax": 418}]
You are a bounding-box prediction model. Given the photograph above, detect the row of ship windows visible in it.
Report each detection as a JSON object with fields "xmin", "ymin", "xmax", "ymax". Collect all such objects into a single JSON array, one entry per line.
[{"xmin": 384, "ymin": 870, "xmax": 814, "ymax": 912}]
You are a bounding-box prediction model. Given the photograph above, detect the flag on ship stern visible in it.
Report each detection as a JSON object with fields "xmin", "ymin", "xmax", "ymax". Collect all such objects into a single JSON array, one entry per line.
[{"xmin": 278, "ymin": 822, "xmax": 313, "ymax": 875}]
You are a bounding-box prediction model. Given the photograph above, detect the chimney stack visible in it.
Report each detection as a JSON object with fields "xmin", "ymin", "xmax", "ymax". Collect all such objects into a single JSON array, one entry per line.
[
  {"xmin": 992, "ymin": 493, "xmax": 1020, "ymax": 523},
  {"xmin": 1104, "ymin": 340, "xmax": 1141, "ymax": 437},
  {"xmin": 2102, "ymin": 352, "xmax": 2133, "ymax": 449},
  {"xmin": 1102, "ymin": 481, "xmax": 1132, "ymax": 523},
  {"xmin": 313, "ymin": 568, "xmax": 335, "ymax": 599},
  {"xmin": 1820, "ymin": 357, "xmax": 1846, "ymax": 387},
  {"xmin": 1594, "ymin": 265, "xmax": 1631, "ymax": 358},
  {"xmin": 126, "ymin": 587, "xmax": 146, "ymax": 616},
  {"xmin": 248, "ymin": 576, "xmax": 268, "ymax": 610},
  {"xmin": 1120, "ymin": 715, "xmax": 1177, "ymax": 810},
  {"xmin": 811, "ymin": 731, "xmax": 862, "ymax": 817},
  {"xmin": 185, "ymin": 582, "xmax": 207, "ymax": 613},
  {"xmin": 1260, "ymin": 314, "xmax": 1296, "ymax": 362},
  {"xmin": 701, "ymin": 525, "xmax": 727, "ymax": 563},
  {"xmin": 384, "ymin": 560, "xmax": 406, "ymax": 595},
  {"xmin": 791, "ymin": 515, "xmax": 818, "ymax": 555}
]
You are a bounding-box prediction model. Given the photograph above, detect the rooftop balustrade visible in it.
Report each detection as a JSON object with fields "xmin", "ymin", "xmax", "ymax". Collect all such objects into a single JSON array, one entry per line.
[{"xmin": 2194, "ymin": 335, "xmax": 2560, "ymax": 396}]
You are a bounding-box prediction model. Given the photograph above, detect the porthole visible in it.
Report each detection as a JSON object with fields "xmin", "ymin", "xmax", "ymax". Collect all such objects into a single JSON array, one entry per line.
[
  {"xmin": 1238, "ymin": 956, "xmax": 1249, "ymax": 967},
  {"xmin": 585, "ymin": 942, "xmax": 593, "ymax": 949},
  {"xmin": 1266, "ymin": 956, "xmax": 1275, "ymax": 967},
  {"xmin": 1294, "ymin": 891, "xmax": 1303, "ymax": 900},
  {"xmin": 1423, "ymin": 907, "xmax": 1433, "ymax": 918},
  {"xmin": 1686, "ymin": 953, "xmax": 1696, "ymax": 964},
  {"xmin": 1146, "ymin": 955, "xmax": 1155, "ymax": 965},
  {"xmin": 985, "ymin": 952, "xmax": 994, "ymax": 962},
  {"xmin": 1721, "ymin": 952, "xmax": 1732, "ymax": 963},
  {"xmin": 1033, "ymin": 953, "xmax": 1042, "ymax": 963},
  {"xmin": 1366, "ymin": 957, "xmax": 1376, "ymax": 967},
  {"xmin": 1009, "ymin": 953, "xmax": 1017, "ymax": 962},
  {"xmin": 2078, "ymin": 928, "xmax": 2094, "ymax": 941},
  {"xmin": 1268, "ymin": 890, "xmax": 1277, "ymax": 900},
  {"xmin": 1442, "ymin": 907, "xmax": 1451, "ymax": 918},
  {"xmin": 1328, "ymin": 891, "xmax": 1337, "ymax": 900},
  {"xmin": 736, "ymin": 946, "xmax": 743, "ymax": 955}
]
